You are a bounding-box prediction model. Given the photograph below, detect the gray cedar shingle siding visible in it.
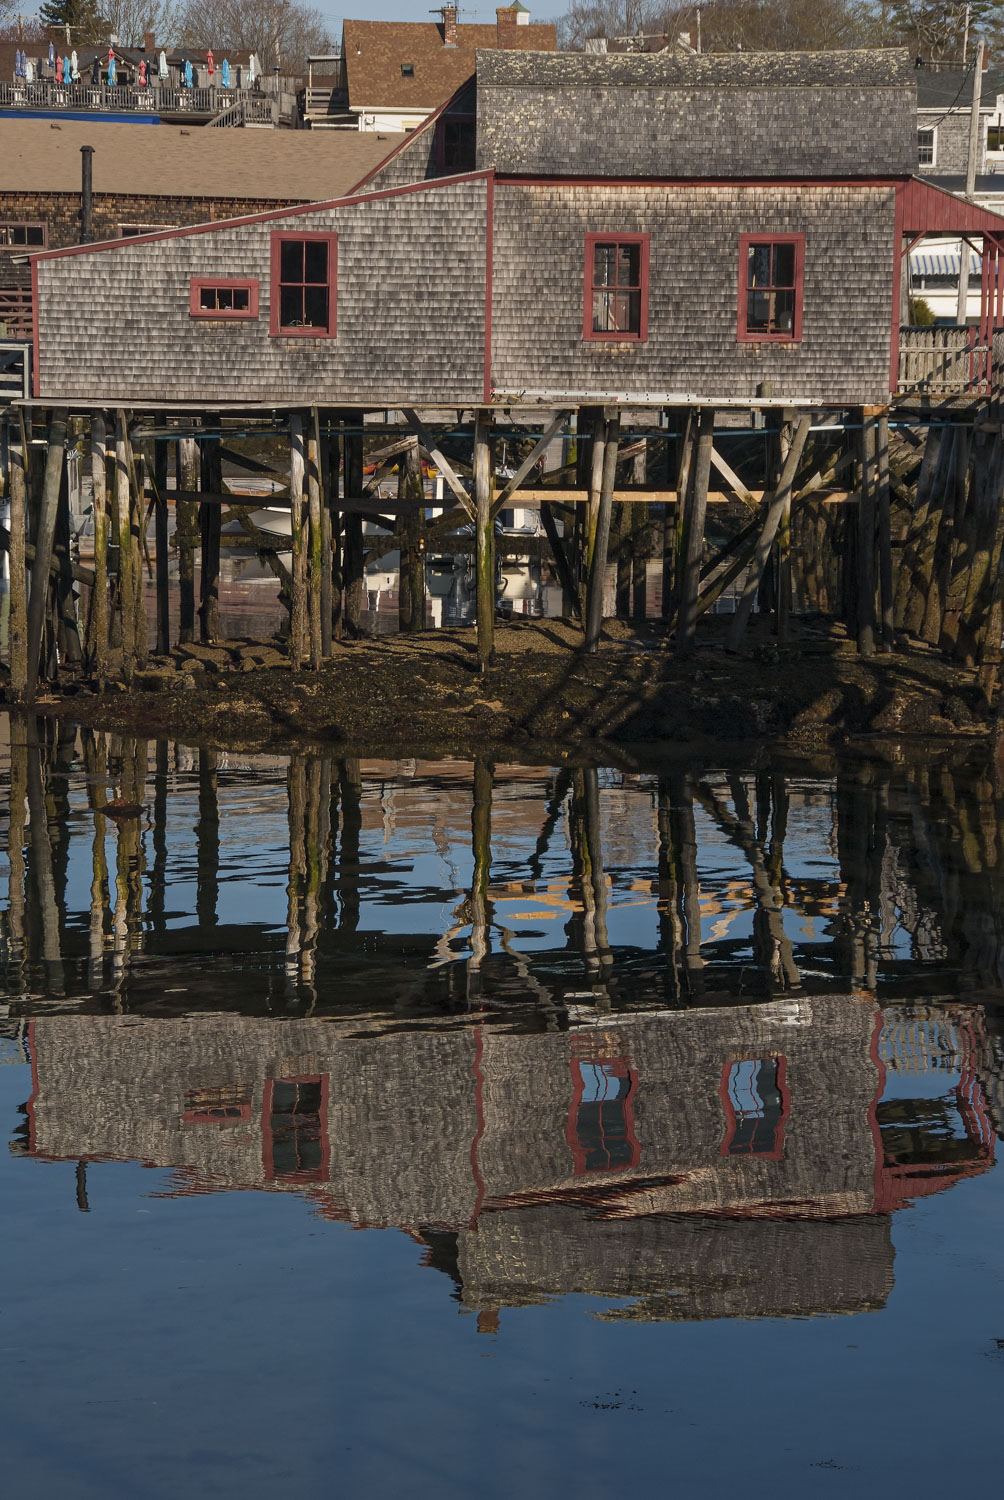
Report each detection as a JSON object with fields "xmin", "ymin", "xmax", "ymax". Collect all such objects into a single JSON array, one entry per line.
[
  {"xmin": 476, "ymin": 48, "xmax": 918, "ymax": 178},
  {"xmin": 35, "ymin": 178, "xmax": 488, "ymax": 406},
  {"xmin": 489, "ymin": 183, "xmax": 896, "ymax": 407}
]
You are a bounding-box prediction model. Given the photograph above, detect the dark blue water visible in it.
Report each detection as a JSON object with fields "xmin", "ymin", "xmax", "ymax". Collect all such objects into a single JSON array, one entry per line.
[{"xmin": 2, "ymin": 720, "xmax": 1003, "ymax": 1497}]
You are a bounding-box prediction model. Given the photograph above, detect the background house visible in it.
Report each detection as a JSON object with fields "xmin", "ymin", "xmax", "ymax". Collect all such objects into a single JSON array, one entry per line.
[{"xmin": 338, "ymin": 3, "xmax": 556, "ymax": 133}]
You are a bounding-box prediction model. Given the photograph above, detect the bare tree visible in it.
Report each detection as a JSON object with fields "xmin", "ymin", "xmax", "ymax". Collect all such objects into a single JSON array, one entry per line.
[
  {"xmin": 558, "ymin": 0, "xmax": 875, "ymax": 52},
  {"xmin": 102, "ymin": 0, "xmax": 180, "ymax": 45},
  {"xmin": 177, "ymin": 0, "xmax": 334, "ymax": 73}
]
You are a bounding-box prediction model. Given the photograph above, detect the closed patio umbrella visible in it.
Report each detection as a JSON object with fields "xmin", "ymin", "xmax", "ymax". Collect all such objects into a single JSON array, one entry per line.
[
  {"xmin": 107, "ymin": 52, "xmax": 116, "ymax": 86},
  {"xmin": 158, "ymin": 48, "xmax": 168, "ymax": 80},
  {"xmin": 207, "ymin": 48, "xmax": 214, "ymax": 76},
  {"xmin": 221, "ymin": 58, "xmax": 231, "ymax": 88},
  {"xmin": 47, "ymin": 41, "xmax": 54, "ymax": 69},
  {"xmin": 184, "ymin": 57, "xmax": 193, "ymax": 88},
  {"xmin": 71, "ymin": 50, "xmax": 79, "ymax": 81}
]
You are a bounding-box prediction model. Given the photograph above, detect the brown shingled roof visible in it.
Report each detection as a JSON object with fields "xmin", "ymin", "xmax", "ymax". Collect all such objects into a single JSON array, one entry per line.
[
  {"xmin": 0, "ymin": 119, "xmax": 405, "ymax": 200},
  {"xmin": 343, "ymin": 18, "xmax": 556, "ymax": 111}
]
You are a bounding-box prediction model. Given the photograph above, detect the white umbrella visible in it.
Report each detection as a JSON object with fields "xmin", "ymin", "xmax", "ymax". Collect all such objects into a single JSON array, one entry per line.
[
  {"xmin": 158, "ymin": 48, "xmax": 168, "ymax": 80},
  {"xmin": 70, "ymin": 49, "xmax": 79, "ymax": 81}
]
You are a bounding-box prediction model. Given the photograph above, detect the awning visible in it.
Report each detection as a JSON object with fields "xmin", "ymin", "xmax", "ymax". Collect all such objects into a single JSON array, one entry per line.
[{"xmin": 910, "ymin": 249, "xmax": 982, "ymax": 276}]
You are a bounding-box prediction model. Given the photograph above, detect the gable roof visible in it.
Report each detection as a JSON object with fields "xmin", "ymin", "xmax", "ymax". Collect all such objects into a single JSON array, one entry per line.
[
  {"xmin": 915, "ymin": 63, "xmax": 1003, "ymax": 111},
  {"xmin": 0, "ymin": 119, "xmax": 404, "ymax": 200},
  {"xmin": 342, "ymin": 18, "xmax": 555, "ymax": 110}
]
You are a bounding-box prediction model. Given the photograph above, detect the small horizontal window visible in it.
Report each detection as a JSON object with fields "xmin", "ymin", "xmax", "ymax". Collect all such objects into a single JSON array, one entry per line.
[
  {"xmin": 189, "ymin": 278, "xmax": 259, "ymax": 320},
  {"xmin": 118, "ymin": 223, "xmax": 176, "ymax": 238},
  {"xmin": 0, "ymin": 222, "xmax": 46, "ymax": 249},
  {"xmin": 401, "ymin": 62, "xmax": 414, "ymax": 76}
]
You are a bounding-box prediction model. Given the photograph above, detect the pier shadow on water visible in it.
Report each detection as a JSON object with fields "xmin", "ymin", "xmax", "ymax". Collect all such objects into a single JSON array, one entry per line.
[{"xmin": 2, "ymin": 716, "xmax": 1004, "ymax": 1496}]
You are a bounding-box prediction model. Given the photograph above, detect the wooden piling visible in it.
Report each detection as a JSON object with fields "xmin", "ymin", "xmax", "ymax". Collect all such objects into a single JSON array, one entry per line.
[
  {"xmin": 774, "ymin": 411, "xmax": 794, "ymax": 642},
  {"xmin": 585, "ymin": 413, "xmax": 620, "ymax": 653},
  {"xmin": 25, "ymin": 408, "xmax": 68, "ymax": 701},
  {"xmin": 114, "ymin": 411, "xmax": 136, "ymax": 683},
  {"xmin": 88, "ymin": 415, "xmax": 109, "ymax": 685},
  {"xmin": 289, "ymin": 413, "xmax": 308, "ymax": 668},
  {"xmin": 125, "ymin": 426, "xmax": 147, "ymax": 670},
  {"xmin": 677, "ymin": 408, "xmax": 715, "ymax": 650},
  {"xmin": 876, "ymin": 412, "xmax": 894, "ymax": 652},
  {"xmin": 727, "ymin": 415, "xmax": 811, "ymax": 653},
  {"xmin": 325, "ymin": 416, "xmax": 342, "ymax": 642},
  {"xmin": 8, "ymin": 416, "xmax": 28, "ymax": 699},
  {"xmin": 153, "ymin": 438, "xmax": 169, "ymax": 655},
  {"xmin": 307, "ymin": 415, "xmax": 323, "ymax": 668},
  {"xmin": 177, "ymin": 437, "xmax": 199, "ymax": 644},
  {"xmin": 857, "ymin": 408, "xmax": 877, "ymax": 657},
  {"xmin": 398, "ymin": 440, "xmax": 426, "ymax": 633},
  {"xmin": 474, "ymin": 409, "xmax": 494, "ymax": 671},
  {"xmin": 469, "ymin": 756, "xmax": 494, "ymax": 995},
  {"xmin": 343, "ymin": 426, "xmax": 364, "ymax": 635},
  {"xmin": 199, "ymin": 418, "xmax": 222, "ymax": 644},
  {"xmin": 315, "ymin": 408, "xmax": 333, "ymax": 657}
]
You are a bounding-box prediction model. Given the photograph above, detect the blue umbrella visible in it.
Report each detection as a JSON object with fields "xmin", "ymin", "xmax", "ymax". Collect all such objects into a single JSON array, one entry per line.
[
  {"xmin": 184, "ymin": 58, "xmax": 193, "ymax": 88},
  {"xmin": 63, "ymin": 56, "xmax": 70, "ymax": 84},
  {"xmin": 15, "ymin": 48, "xmax": 24, "ymax": 78},
  {"xmin": 47, "ymin": 41, "xmax": 55, "ymax": 69},
  {"xmin": 221, "ymin": 58, "xmax": 230, "ymax": 89},
  {"xmin": 107, "ymin": 54, "xmax": 116, "ymax": 85}
]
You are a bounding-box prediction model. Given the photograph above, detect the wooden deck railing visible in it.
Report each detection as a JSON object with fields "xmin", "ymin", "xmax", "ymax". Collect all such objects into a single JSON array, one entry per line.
[
  {"xmin": 0, "ymin": 289, "xmax": 33, "ymax": 341},
  {"xmin": 897, "ymin": 324, "xmax": 996, "ymax": 396},
  {"xmin": 0, "ymin": 80, "xmax": 288, "ymax": 123}
]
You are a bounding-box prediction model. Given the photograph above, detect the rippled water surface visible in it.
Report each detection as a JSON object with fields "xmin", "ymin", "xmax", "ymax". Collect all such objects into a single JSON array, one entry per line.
[{"xmin": 2, "ymin": 717, "xmax": 1003, "ymax": 1497}]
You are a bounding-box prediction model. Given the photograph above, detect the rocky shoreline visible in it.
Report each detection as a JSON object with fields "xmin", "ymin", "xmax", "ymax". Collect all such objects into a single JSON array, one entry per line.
[{"xmin": 5, "ymin": 616, "xmax": 997, "ymax": 761}]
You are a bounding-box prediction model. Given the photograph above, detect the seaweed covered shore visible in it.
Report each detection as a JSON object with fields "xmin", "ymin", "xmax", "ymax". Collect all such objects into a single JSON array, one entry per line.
[{"xmin": 8, "ymin": 616, "xmax": 997, "ymax": 759}]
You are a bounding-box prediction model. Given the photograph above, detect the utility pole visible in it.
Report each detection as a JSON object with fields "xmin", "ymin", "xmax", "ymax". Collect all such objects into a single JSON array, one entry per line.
[
  {"xmin": 957, "ymin": 35, "xmax": 985, "ymax": 325},
  {"xmin": 696, "ymin": 7, "xmax": 702, "ymax": 53},
  {"xmin": 963, "ymin": 2, "xmax": 971, "ymax": 65}
]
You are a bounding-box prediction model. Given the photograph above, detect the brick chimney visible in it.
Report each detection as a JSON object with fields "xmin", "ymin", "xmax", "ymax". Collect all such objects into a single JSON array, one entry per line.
[
  {"xmin": 143, "ymin": 31, "xmax": 155, "ymax": 52},
  {"xmin": 442, "ymin": 5, "xmax": 458, "ymax": 47},
  {"xmin": 496, "ymin": 5, "xmax": 518, "ymax": 47}
]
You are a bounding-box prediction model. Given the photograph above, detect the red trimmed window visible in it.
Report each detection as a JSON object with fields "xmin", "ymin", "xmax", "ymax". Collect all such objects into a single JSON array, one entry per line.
[
  {"xmin": 738, "ymin": 234, "xmax": 804, "ymax": 342},
  {"xmin": 566, "ymin": 1056, "xmax": 640, "ymax": 1174},
  {"xmin": 189, "ymin": 278, "xmax": 259, "ymax": 320},
  {"xmin": 183, "ymin": 1085, "xmax": 252, "ymax": 1125},
  {"xmin": 719, "ymin": 1057, "xmax": 789, "ymax": 1160},
  {"xmin": 262, "ymin": 1075, "xmax": 330, "ymax": 1183},
  {"xmin": 583, "ymin": 233, "xmax": 649, "ymax": 342},
  {"xmin": 269, "ymin": 231, "xmax": 337, "ymax": 337}
]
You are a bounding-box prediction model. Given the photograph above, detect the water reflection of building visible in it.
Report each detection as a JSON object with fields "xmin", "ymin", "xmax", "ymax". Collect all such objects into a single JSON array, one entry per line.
[{"xmin": 16, "ymin": 998, "xmax": 999, "ymax": 1323}]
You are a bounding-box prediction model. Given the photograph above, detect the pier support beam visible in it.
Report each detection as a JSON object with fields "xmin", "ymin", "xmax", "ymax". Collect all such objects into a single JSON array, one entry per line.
[
  {"xmin": 857, "ymin": 407, "xmax": 878, "ymax": 657},
  {"xmin": 677, "ymin": 408, "xmax": 715, "ymax": 651},
  {"xmin": 199, "ymin": 418, "xmax": 222, "ymax": 644},
  {"xmin": 26, "ymin": 409, "xmax": 68, "ymax": 700},
  {"xmin": 475, "ymin": 409, "xmax": 494, "ymax": 671},
  {"xmin": 153, "ymin": 437, "xmax": 170, "ymax": 656},
  {"xmin": 289, "ymin": 413, "xmax": 308, "ymax": 669},
  {"xmin": 343, "ymin": 426, "xmax": 364, "ymax": 636},
  {"xmin": 89, "ymin": 415, "xmax": 108, "ymax": 685},
  {"xmin": 585, "ymin": 412, "xmax": 620, "ymax": 653},
  {"xmin": 727, "ymin": 416, "xmax": 811, "ymax": 653},
  {"xmin": 177, "ymin": 438, "xmax": 199, "ymax": 645},
  {"xmin": 307, "ymin": 413, "xmax": 323, "ymax": 668},
  {"xmin": 8, "ymin": 416, "xmax": 28, "ymax": 700}
]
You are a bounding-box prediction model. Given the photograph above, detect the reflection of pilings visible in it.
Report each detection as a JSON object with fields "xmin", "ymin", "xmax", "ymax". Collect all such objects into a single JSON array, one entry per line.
[
  {"xmin": 26, "ymin": 721, "xmax": 64, "ymax": 992},
  {"xmin": 337, "ymin": 758, "xmax": 362, "ymax": 936},
  {"xmin": 196, "ymin": 748, "xmax": 219, "ymax": 932},
  {"xmin": 286, "ymin": 754, "xmax": 306, "ymax": 990},
  {"xmin": 713, "ymin": 772, "xmax": 801, "ymax": 995},
  {"xmin": 655, "ymin": 777, "xmax": 682, "ymax": 1000},
  {"xmin": 528, "ymin": 767, "xmax": 573, "ymax": 884},
  {"xmin": 568, "ymin": 768, "xmax": 612, "ymax": 1008},
  {"xmin": 149, "ymin": 740, "xmax": 169, "ymax": 937},
  {"xmin": 5, "ymin": 718, "xmax": 28, "ymax": 987},
  {"xmin": 468, "ymin": 757, "xmax": 494, "ymax": 1001},
  {"xmin": 835, "ymin": 767, "xmax": 883, "ymax": 991},
  {"xmin": 81, "ymin": 729, "xmax": 109, "ymax": 990},
  {"xmin": 668, "ymin": 774, "xmax": 705, "ymax": 997}
]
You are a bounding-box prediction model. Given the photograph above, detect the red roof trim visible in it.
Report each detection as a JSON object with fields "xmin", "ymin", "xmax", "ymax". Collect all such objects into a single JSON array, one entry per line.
[
  {"xmin": 348, "ymin": 74, "xmax": 475, "ymax": 195},
  {"xmin": 900, "ymin": 173, "xmax": 1004, "ymax": 235},
  {"xmin": 27, "ymin": 169, "xmax": 494, "ymax": 265}
]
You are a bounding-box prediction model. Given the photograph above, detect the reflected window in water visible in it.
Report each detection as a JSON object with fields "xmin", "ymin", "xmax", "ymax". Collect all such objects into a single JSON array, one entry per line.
[
  {"xmin": 720, "ymin": 1057, "xmax": 788, "ymax": 1159},
  {"xmin": 263, "ymin": 1076, "xmax": 329, "ymax": 1182},
  {"xmin": 567, "ymin": 1058, "xmax": 639, "ymax": 1175},
  {"xmin": 183, "ymin": 1085, "xmax": 252, "ymax": 1126}
]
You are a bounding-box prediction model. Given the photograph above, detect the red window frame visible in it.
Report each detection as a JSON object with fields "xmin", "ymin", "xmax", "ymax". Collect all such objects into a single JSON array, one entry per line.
[
  {"xmin": 262, "ymin": 1074, "xmax": 331, "ymax": 1183},
  {"xmin": 719, "ymin": 1055, "xmax": 789, "ymax": 1161},
  {"xmin": 565, "ymin": 1056, "xmax": 641, "ymax": 1175},
  {"xmin": 269, "ymin": 231, "xmax": 337, "ymax": 338},
  {"xmin": 189, "ymin": 277, "xmax": 259, "ymax": 320},
  {"xmin": 583, "ymin": 232, "xmax": 649, "ymax": 343},
  {"xmin": 737, "ymin": 233, "xmax": 804, "ymax": 343}
]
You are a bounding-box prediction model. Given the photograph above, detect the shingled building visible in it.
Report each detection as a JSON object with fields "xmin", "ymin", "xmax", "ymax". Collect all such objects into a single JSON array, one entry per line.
[{"xmin": 28, "ymin": 47, "xmax": 1004, "ymax": 409}]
